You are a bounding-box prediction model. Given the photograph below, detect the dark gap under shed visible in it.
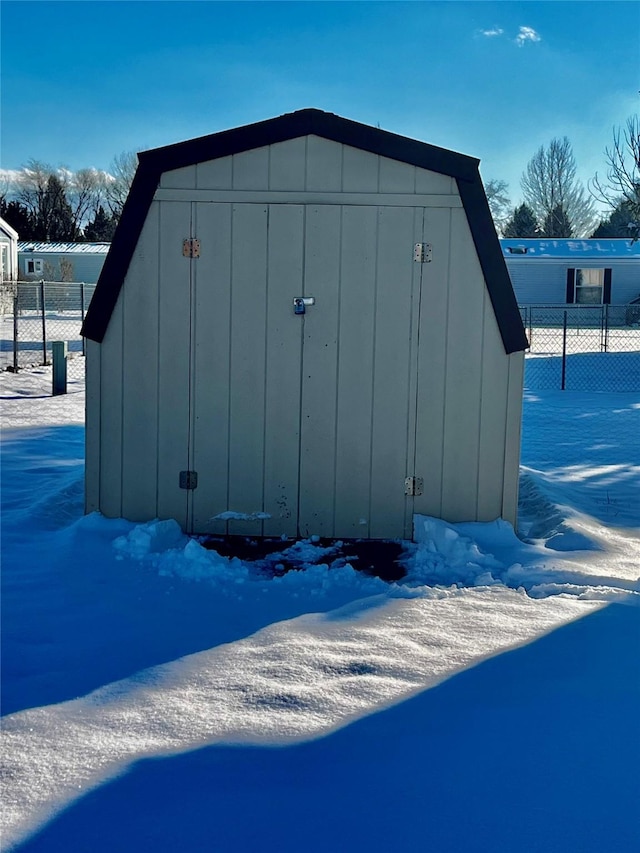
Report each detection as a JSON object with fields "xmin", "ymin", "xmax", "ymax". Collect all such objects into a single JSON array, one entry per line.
[{"xmin": 199, "ymin": 536, "xmax": 407, "ymax": 582}]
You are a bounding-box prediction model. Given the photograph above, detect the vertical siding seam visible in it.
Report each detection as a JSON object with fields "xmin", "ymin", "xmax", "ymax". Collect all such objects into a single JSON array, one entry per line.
[
  {"xmin": 440, "ymin": 207, "xmax": 452, "ymax": 516},
  {"xmin": 226, "ymin": 205, "xmax": 234, "ymax": 534},
  {"xmin": 118, "ymin": 271, "xmax": 125, "ymax": 517},
  {"xmin": 295, "ymin": 205, "xmax": 307, "ymax": 536},
  {"xmin": 411, "ymin": 206, "xmax": 425, "ymax": 486},
  {"xmin": 303, "ymin": 137, "xmax": 308, "ymax": 192},
  {"xmin": 332, "ymin": 206, "xmax": 344, "ymax": 536},
  {"xmin": 475, "ymin": 289, "xmax": 487, "ymax": 520},
  {"xmin": 187, "ymin": 202, "xmax": 196, "ymax": 531},
  {"xmin": 403, "ymin": 207, "xmax": 418, "ymax": 536},
  {"xmin": 367, "ymin": 208, "xmax": 380, "ymax": 538},
  {"xmin": 340, "ymin": 144, "xmax": 345, "ymax": 192},
  {"xmin": 155, "ymin": 205, "xmax": 161, "ymax": 517},
  {"xmin": 261, "ymin": 205, "xmax": 270, "ymax": 536}
]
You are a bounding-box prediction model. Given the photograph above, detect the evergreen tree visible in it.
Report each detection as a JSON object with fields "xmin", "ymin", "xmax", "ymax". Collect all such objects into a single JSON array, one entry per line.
[
  {"xmin": 503, "ymin": 203, "xmax": 539, "ymax": 238},
  {"xmin": 541, "ymin": 204, "xmax": 573, "ymax": 238},
  {"xmin": 0, "ymin": 199, "xmax": 35, "ymax": 239},
  {"xmin": 591, "ymin": 200, "xmax": 637, "ymax": 238},
  {"xmin": 83, "ymin": 205, "xmax": 116, "ymax": 241}
]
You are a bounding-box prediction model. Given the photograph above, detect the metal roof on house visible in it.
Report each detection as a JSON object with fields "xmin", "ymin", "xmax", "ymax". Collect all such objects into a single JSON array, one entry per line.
[
  {"xmin": 82, "ymin": 108, "xmax": 527, "ymax": 353},
  {"xmin": 500, "ymin": 239, "xmax": 640, "ymax": 259},
  {"xmin": 18, "ymin": 242, "xmax": 110, "ymax": 254}
]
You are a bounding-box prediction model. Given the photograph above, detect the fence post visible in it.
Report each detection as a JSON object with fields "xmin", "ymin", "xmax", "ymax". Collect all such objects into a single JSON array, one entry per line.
[
  {"xmin": 561, "ymin": 310, "xmax": 568, "ymax": 391},
  {"xmin": 603, "ymin": 303, "xmax": 609, "ymax": 353},
  {"xmin": 51, "ymin": 341, "xmax": 67, "ymax": 395},
  {"xmin": 12, "ymin": 292, "xmax": 19, "ymax": 372},
  {"xmin": 40, "ymin": 280, "xmax": 48, "ymax": 365},
  {"xmin": 80, "ymin": 281, "xmax": 86, "ymax": 356}
]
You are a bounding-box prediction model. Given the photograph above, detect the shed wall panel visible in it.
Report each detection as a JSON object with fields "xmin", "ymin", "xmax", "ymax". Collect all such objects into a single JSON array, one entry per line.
[
  {"xmin": 298, "ymin": 206, "xmax": 342, "ymax": 536},
  {"xmin": 160, "ymin": 165, "xmax": 197, "ymax": 189},
  {"xmin": 156, "ymin": 201, "xmax": 192, "ymax": 527},
  {"xmin": 305, "ymin": 136, "xmax": 343, "ymax": 191},
  {"xmin": 440, "ymin": 208, "xmax": 485, "ymax": 522},
  {"xmin": 476, "ymin": 301, "xmax": 510, "ymax": 521},
  {"xmin": 415, "ymin": 169, "xmax": 454, "ymax": 195},
  {"xmin": 502, "ymin": 352, "xmax": 524, "ymax": 526},
  {"xmin": 190, "ymin": 203, "xmax": 233, "ymax": 533},
  {"xmin": 268, "ymin": 138, "xmax": 307, "ymax": 191},
  {"xmin": 412, "ymin": 207, "xmax": 453, "ymax": 520},
  {"xmin": 261, "ymin": 204, "xmax": 305, "ymax": 537},
  {"xmin": 84, "ymin": 339, "xmax": 101, "ymax": 513},
  {"xmin": 379, "ymin": 158, "xmax": 415, "ymax": 193},
  {"xmin": 342, "ymin": 147, "xmax": 379, "ymax": 192},
  {"xmin": 333, "ymin": 206, "xmax": 377, "ymax": 537},
  {"xmin": 99, "ymin": 296, "xmax": 124, "ymax": 517},
  {"xmin": 197, "ymin": 156, "xmax": 233, "ymax": 189},
  {"xmin": 121, "ymin": 203, "xmax": 160, "ymax": 521},
  {"xmin": 227, "ymin": 204, "xmax": 269, "ymax": 535},
  {"xmin": 369, "ymin": 206, "xmax": 418, "ymax": 538},
  {"xmin": 232, "ymin": 148, "xmax": 270, "ymax": 190}
]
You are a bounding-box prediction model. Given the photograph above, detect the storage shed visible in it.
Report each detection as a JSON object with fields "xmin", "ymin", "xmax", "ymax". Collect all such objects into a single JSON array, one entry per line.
[{"xmin": 82, "ymin": 109, "xmax": 528, "ymax": 540}]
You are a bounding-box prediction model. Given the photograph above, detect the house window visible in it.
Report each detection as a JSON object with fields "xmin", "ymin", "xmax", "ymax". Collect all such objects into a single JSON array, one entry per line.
[
  {"xmin": 0, "ymin": 245, "xmax": 7, "ymax": 280},
  {"xmin": 575, "ymin": 269, "xmax": 605, "ymax": 304},
  {"xmin": 26, "ymin": 258, "xmax": 44, "ymax": 275}
]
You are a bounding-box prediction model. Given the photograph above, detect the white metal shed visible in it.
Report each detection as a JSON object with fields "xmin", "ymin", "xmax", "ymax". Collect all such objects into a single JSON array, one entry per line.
[{"xmin": 82, "ymin": 109, "xmax": 528, "ymax": 540}]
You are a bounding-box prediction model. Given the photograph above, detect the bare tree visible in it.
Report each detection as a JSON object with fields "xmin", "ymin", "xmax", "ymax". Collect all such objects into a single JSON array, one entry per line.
[
  {"xmin": 521, "ymin": 137, "xmax": 597, "ymax": 237},
  {"xmin": 484, "ymin": 178, "xmax": 512, "ymax": 235},
  {"xmin": 105, "ymin": 150, "xmax": 138, "ymax": 220},
  {"xmin": 15, "ymin": 160, "xmax": 54, "ymax": 222},
  {"xmin": 67, "ymin": 168, "xmax": 109, "ymax": 237},
  {"xmin": 589, "ymin": 115, "xmax": 640, "ymax": 236}
]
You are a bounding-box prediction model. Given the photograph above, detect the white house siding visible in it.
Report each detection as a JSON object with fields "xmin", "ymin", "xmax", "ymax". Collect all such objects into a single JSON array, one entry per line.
[
  {"xmin": 504, "ymin": 250, "xmax": 640, "ymax": 306},
  {"xmin": 88, "ymin": 136, "xmax": 522, "ymax": 538},
  {"xmin": 1, "ymin": 219, "xmax": 19, "ymax": 282},
  {"xmin": 18, "ymin": 247, "xmax": 108, "ymax": 283}
]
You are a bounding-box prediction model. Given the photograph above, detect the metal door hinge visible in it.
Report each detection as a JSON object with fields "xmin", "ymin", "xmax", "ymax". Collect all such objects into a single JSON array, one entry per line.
[
  {"xmin": 404, "ymin": 476, "xmax": 423, "ymax": 496},
  {"xmin": 182, "ymin": 238, "xmax": 200, "ymax": 258},
  {"xmin": 179, "ymin": 470, "xmax": 198, "ymax": 490},
  {"xmin": 413, "ymin": 243, "xmax": 432, "ymax": 263}
]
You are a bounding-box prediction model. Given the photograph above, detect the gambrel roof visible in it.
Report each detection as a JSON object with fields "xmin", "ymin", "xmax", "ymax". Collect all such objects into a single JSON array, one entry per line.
[{"xmin": 82, "ymin": 109, "xmax": 528, "ymax": 353}]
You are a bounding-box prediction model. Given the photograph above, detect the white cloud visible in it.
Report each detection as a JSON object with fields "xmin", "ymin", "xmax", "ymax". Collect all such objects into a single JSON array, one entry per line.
[
  {"xmin": 480, "ymin": 27, "xmax": 504, "ymax": 38},
  {"xmin": 516, "ymin": 26, "xmax": 542, "ymax": 47}
]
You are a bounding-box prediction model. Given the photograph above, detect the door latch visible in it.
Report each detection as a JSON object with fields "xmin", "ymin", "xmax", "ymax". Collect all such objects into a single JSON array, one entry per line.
[{"xmin": 293, "ymin": 297, "xmax": 315, "ymax": 315}]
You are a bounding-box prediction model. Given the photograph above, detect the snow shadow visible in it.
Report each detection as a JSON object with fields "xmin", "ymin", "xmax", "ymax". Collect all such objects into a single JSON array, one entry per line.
[
  {"xmin": 525, "ymin": 350, "xmax": 640, "ymax": 393},
  {"xmin": 12, "ymin": 603, "xmax": 639, "ymax": 853},
  {"xmin": 521, "ymin": 393, "xmax": 640, "ymax": 530}
]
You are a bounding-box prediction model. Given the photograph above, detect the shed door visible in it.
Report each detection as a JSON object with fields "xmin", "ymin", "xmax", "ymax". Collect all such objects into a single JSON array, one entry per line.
[{"xmin": 188, "ymin": 202, "xmax": 428, "ymax": 539}]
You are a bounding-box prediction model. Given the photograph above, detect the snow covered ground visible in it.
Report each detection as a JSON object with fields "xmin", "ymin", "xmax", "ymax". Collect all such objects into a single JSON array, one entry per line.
[{"xmin": 1, "ymin": 365, "xmax": 639, "ymax": 852}]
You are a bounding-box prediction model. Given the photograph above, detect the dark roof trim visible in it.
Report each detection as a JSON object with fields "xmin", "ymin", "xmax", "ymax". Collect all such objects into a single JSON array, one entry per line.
[
  {"xmin": 82, "ymin": 109, "xmax": 526, "ymax": 353},
  {"xmin": 457, "ymin": 177, "xmax": 529, "ymax": 353}
]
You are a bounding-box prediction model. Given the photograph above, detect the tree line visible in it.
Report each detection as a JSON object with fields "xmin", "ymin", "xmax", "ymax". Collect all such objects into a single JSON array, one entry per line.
[
  {"xmin": 1, "ymin": 116, "xmax": 638, "ymax": 242},
  {"xmin": 0, "ymin": 152, "xmax": 137, "ymax": 242},
  {"xmin": 481, "ymin": 116, "xmax": 638, "ymax": 239}
]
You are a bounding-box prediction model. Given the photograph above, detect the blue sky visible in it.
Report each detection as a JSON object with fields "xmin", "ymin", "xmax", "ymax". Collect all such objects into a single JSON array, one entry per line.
[{"xmin": 1, "ymin": 1, "xmax": 638, "ymax": 207}]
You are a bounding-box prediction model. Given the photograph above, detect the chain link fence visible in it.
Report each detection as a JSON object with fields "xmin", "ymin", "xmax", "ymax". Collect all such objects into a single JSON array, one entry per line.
[
  {"xmin": 0, "ymin": 281, "xmax": 95, "ymax": 381},
  {"xmin": 520, "ymin": 304, "xmax": 640, "ymax": 392},
  {"xmin": 2, "ymin": 287, "xmax": 639, "ymax": 396}
]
